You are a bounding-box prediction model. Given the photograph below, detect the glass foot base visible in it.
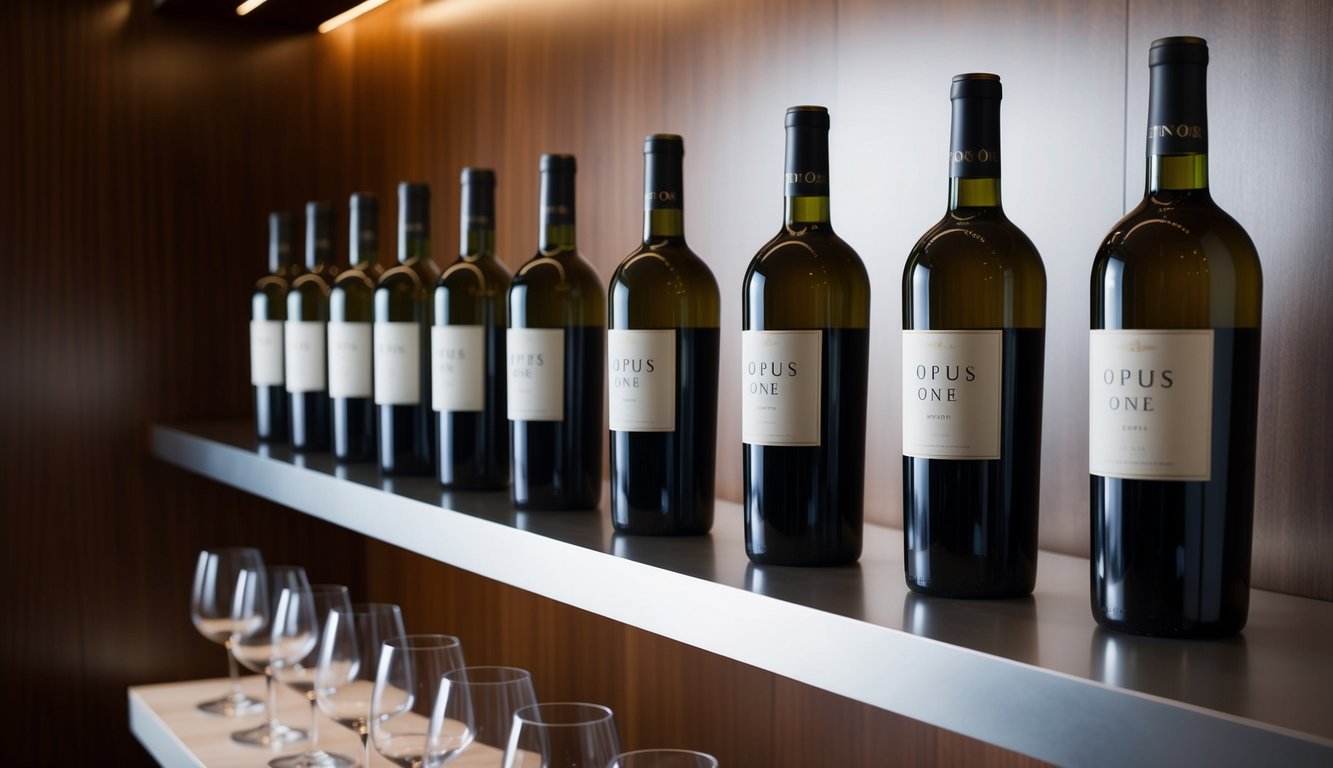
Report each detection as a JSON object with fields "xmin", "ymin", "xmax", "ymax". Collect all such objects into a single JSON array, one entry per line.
[
  {"xmin": 268, "ymin": 750, "xmax": 356, "ymax": 768},
  {"xmin": 197, "ymin": 692, "xmax": 265, "ymax": 717},
  {"xmin": 232, "ymin": 722, "xmax": 307, "ymax": 747}
]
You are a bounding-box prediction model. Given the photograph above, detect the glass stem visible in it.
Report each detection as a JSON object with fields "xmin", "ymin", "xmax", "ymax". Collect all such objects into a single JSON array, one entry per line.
[
  {"xmin": 307, "ymin": 693, "xmax": 320, "ymax": 752},
  {"xmin": 225, "ymin": 639, "xmax": 245, "ymax": 702},
  {"xmin": 265, "ymin": 667, "xmax": 280, "ymax": 733}
]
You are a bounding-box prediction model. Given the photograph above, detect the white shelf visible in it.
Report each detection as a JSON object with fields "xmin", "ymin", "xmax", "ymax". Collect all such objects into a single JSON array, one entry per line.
[{"xmin": 150, "ymin": 421, "xmax": 1333, "ymax": 767}]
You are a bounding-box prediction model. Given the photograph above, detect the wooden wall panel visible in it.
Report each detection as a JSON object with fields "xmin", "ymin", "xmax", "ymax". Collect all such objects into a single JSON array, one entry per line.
[{"xmin": 0, "ymin": 2, "xmax": 372, "ymax": 765}]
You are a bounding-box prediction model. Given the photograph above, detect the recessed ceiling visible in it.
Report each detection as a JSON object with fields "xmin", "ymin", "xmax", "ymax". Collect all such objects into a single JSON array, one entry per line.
[{"xmin": 152, "ymin": 0, "xmax": 372, "ymax": 32}]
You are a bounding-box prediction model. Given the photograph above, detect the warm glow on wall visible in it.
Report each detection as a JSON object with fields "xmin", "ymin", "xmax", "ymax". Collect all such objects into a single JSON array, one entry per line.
[
  {"xmin": 234, "ymin": 0, "xmax": 268, "ymax": 16},
  {"xmin": 318, "ymin": 0, "xmax": 392, "ymax": 33}
]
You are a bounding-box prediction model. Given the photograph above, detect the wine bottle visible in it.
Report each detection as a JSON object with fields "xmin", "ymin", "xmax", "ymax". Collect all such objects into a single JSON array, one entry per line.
[
  {"xmin": 329, "ymin": 192, "xmax": 383, "ymax": 462},
  {"xmin": 741, "ymin": 107, "xmax": 870, "ymax": 565},
  {"xmin": 901, "ymin": 74, "xmax": 1047, "ymax": 598},
  {"xmin": 508, "ymin": 154, "xmax": 605, "ymax": 510},
  {"xmin": 252, "ymin": 211, "xmax": 296, "ymax": 442},
  {"xmin": 1090, "ymin": 37, "xmax": 1262, "ymax": 637},
  {"xmin": 286, "ymin": 201, "xmax": 336, "ymax": 452},
  {"xmin": 433, "ymin": 169, "xmax": 512, "ymax": 489},
  {"xmin": 374, "ymin": 182, "xmax": 440, "ymax": 475},
  {"xmin": 608, "ymin": 135, "xmax": 720, "ymax": 534}
]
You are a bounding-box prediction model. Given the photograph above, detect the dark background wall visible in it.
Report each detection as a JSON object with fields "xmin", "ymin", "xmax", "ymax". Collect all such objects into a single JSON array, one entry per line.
[{"xmin": 1, "ymin": 0, "xmax": 1328, "ymax": 764}]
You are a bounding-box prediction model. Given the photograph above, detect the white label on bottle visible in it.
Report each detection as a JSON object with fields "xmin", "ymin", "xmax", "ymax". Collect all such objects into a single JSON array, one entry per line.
[
  {"xmin": 507, "ymin": 328, "xmax": 564, "ymax": 421},
  {"xmin": 741, "ymin": 329, "xmax": 821, "ymax": 446},
  {"xmin": 432, "ymin": 325, "xmax": 486, "ymax": 413},
  {"xmin": 284, "ymin": 320, "xmax": 327, "ymax": 393},
  {"xmin": 901, "ymin": 330, "xmax": 1002, "ymax": 460},
  {"xmin": 250, "ymin": 320, "xmax": 284, "ymax": 386},
  {"xmin": 374, "ymin": 322, "xmax": 421, "ymax": 406},
  {"xmin": 608, "ymin": 329, "xmax": 676, "ymax": 432},
  {"xmin": 328, "ymin": 321, "xmax": 372, "ymax": 398},
  {"xmin": 1089, "ymin": 329, "xmax": 1213, "ymax": 481}
]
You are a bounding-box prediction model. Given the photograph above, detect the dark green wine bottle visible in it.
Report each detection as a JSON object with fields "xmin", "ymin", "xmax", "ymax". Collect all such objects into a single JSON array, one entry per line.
[
  {"xmin": 252, "ymin": 211, "xmax": 296, "ymax": 442},
  {"xmin": 330, "ymin": 192, "xmax": 382, "ymax": 462},
  {"xmin": 434, "ymin": 168, "xmax": 512, "ymax": 489},
  {"xmin": 374, "ymin": 182, "xmax": 439, "ymax": 475},
  {"xmin": 608, "ymin": 135, "xmax": 720, "ymax": 534},
  {"xmin": 741, "ymin": 106, "xmax": 870, "ymax": 565},
  {"xmin": 508, "ymin": 154, "xmax": 605, "ymax": 510},
  {"xmin": 901, "ymin": 74, "xmax": 1047, "ymax": 598},
  {"xmin": 1090, "ymin": 37, "xmax": 1262, "ymax": 638},
  {"xmin": 287, "ymin": 201, "xmax": 336, "ymax": 452}
]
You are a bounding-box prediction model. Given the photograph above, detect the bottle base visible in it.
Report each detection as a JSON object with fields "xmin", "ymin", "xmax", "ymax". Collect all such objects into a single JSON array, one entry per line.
[
  {"xmin": 744, "ymin": 550, "xmax": 860, "ymax": 567},
  {"xmin": 1091, "ymin": 609, "xmax": 1247, "ymax": 639},
  {"xmin": 905, "ymin": 577, "xmax": 1034, "ymax": 600}
]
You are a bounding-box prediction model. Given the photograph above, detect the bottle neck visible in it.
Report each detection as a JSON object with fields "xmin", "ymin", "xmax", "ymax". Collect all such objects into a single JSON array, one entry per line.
[
  {"xmin": 461, "ymin": 181, "xmax": 497, "ymax": 260},
  {"xmin": 398, "ymin": 184, "xmax": 430, "ymax": 265},
  {"xmin": 349, "ymin": 199, "xmax": 378, "ymax": 271},
  {"xmin": 306, "ymin": 237, "xmax": 332, "ymax": 271},
  {"xmin": 1145, "ymin": 46, "xmax": 1209, "ymax": 195},
  {"xmin": 949, "ymin": 177, "xmax": 1001, "ymax": 210},
  {"xmin": 947, "ymin": 85, "xmax": 1002, "ymax": 211},
  {"xmin": 643, "ymin": 148, "xmax": 685, "ymax": 242},
  {"xmin": 400, "ymin": 225, "xmax": 429, "ymax": 264},
  {"xmin": 268, "ymin": 214, "xmax": 292, "ymax": 274},
  {"xmin": 463, "ymin": 227, "xmax": 496, "ymax": 260},
  {"xmin": 783, "ymin": 121, "xmax": 831, "ymax": 227},
  {"xmin": 350, "ymin": 236, "xmax": 377, "ymax": 271},
  {"xmin": 785, "ymin": 196, "xmax": 830, "ymax": 225},
  {"xmin": 539, "ymin": 171, "xmax": 576, "ymax": 252},
  {"xmin": 645, "ymin": 209, "xmax": 683, "ymax": 241},
  {"xmin": 1148, "ymin": 154, "xmax": 1209, "ymax": 193},
  {"xmin": 306, "ymin": 206, "xmax": 333, "ymax": 271}
]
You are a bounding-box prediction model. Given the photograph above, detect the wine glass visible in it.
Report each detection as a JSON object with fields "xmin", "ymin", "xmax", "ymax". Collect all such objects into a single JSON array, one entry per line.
[
  {"xmin": 371, "ymin": 634, "xmax": 468, "ymax": 767},
  {"xmin": 230, "ymin": 564, "xmax": 311, "ymax": 747},
  {"xmin": 190, "ymin": 546, "xmax": 265, "ymax": 715},
  {"xmin": 429, "ymin": 666, "xmax": 536, "ymax": 765},
  {"xmin": 270, "ymin": 584, "xmax": 353, "ymax": 768},
  {"xmin": 608, "ymin": 749, "xmax": 719, "ymax": 768},
  {"xmin": 316, "ymin": 603, "xmax": 406, "ymax": 768},
  {"xmin": 503, "ymin": 703, "xmax": 621, "ymax": 768}
]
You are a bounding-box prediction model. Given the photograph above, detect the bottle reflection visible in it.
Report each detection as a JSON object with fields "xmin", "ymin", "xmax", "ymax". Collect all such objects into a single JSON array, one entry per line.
[
  {"xmin": 611, "ymin": 533, "xmax": 720, "ymax": 583},
  {"xmin": 902, "ymin": 591, "xmax": 1038, "ymax": 661},
  {"xmin": 745, "ymin": 562, "xmax": 866, "ymax": 620},
  {"xmin": 1090, "ymin": 627, "xmax": 1249, "ymax": 713}
]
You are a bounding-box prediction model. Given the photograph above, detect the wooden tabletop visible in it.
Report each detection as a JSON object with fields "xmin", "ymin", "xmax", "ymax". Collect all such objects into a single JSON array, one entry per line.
[{"xmin": 129, "ymin": 675, "xmax": 504, "ymax": 767}]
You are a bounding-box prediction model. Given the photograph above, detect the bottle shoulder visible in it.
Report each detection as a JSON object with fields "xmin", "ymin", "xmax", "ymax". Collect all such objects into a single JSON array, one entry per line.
[
  {"xmin": 1095, "ymin": 193, "xmax": 1260, "ymax": 269},
  {"xmin": 512, "ymin": 249, "xmax": 604, "ymax": 293},
  {"xmin": 508, "ymin": 249, "xmax": 604, "ymax": 326},
  {"xmin": 290, "ymin": 271, "xmax": 332, "ymax": 296},
  {"xmin": 377, "ymin": 258, "xmax": 441, "ymax": 291},
  {"xmin": 253, "ymin": 274, "xmax": 289, "ymax": 300},
  {"xmin": 611, "ymin": 242, "xmax": 719, "ymax": 295},
  {"xmin": 905, "ymin": 209, "xmax": 1045, "ymax": 278},
  {"xmin": 1092, "ymin": 193, "xmax": 1262, "ymax": 328},
  {"xmin": 332, "ymin": 266, "xmax": 377, "ymax": 293},
  {"xmin": 747, "ymin": 226, "xmax": 868, "ymax": 283},
  {"xmin": 439, "ymin": 254, "xmax": 514, "ymax": 293},
  {"xmin": 609, "ymin": 242, "xmax": 721, "ymax": 328}
]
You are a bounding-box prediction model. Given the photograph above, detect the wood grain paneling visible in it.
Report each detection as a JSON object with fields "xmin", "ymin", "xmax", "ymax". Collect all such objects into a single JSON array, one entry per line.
[{"xmin": 3, "ymin": 0, "xmax": 1331, "ymax": 765}]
